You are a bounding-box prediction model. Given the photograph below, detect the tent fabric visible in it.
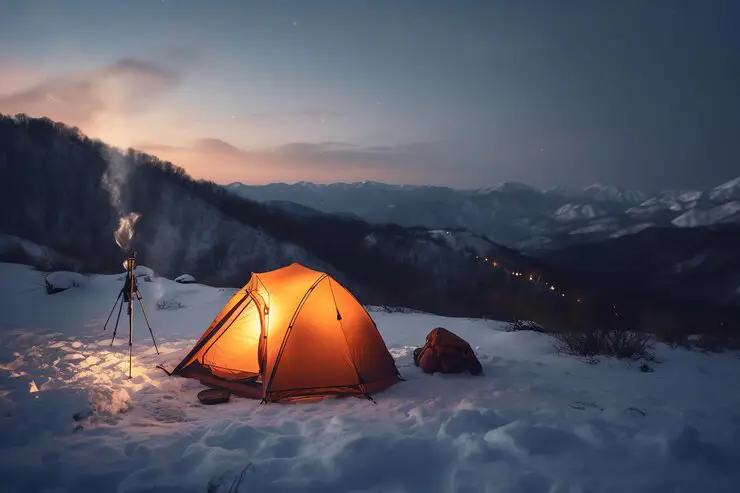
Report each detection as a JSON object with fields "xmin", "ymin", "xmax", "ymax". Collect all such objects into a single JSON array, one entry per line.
[
  {"xmin": 414, "ymin": 327, "xmax": 483, "ymax": 376},
  {"xmin": 171, "ymin": 263, "xmax": 401, "ymax": 402}
]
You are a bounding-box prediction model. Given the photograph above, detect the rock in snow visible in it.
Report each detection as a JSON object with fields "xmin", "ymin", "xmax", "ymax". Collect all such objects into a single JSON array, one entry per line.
[{"xmin": 0, "ymin": 261, "xmax": 739, "ymax": 492}]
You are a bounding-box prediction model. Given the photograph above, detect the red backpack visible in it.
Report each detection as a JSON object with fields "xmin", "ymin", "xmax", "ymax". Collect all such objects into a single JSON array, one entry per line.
[{"xmin": 413, "ymin": 327, "xmax": 483, "ymax": 375}]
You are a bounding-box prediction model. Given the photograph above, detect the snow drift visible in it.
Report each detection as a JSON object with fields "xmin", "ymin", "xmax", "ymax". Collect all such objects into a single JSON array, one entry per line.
[{"xmin": 0, "ymin": 262, "xmax": 739, "ymax": 492}]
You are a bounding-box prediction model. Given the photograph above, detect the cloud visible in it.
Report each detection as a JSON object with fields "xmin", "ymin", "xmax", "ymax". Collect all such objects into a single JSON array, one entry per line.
[
  {"xmin": 0, "ymin": 57, "xmax": 183, "ymax": 129},
  {"xmin": 244, "ymin": 108, "xmax": 346, "ymax": 121},
  {"xmin": 0, "ymin": 65, "xmax": 46, "ymax": 94},
  {"xmin": 135, "ymin": 138, "xmax": 456, "ymax": 185},
  {"xmin": 192, "ymin": 139, "xmax": 445, "ymax": 169}
]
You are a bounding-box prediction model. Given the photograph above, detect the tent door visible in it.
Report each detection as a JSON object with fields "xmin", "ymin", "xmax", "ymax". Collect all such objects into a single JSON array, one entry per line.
[{"xmin": 248, "ymin": 291, "xmax": 269, "ymax": 378}]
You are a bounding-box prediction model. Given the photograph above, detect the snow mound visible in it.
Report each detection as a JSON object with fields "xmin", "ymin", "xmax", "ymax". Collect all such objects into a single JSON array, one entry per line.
[
  {"xmin": 133, "ymin": 265, "xmax": 155, "ymax": 278},
  {"xmin": 45, "ymin": 271, "xmax": 88, "ymax": 293},
  {"xmin": 174, "ymin": 274, "xmax": 196, "ymax": 284}
]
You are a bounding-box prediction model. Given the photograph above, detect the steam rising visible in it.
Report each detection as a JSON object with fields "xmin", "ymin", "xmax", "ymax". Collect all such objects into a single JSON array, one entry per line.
[
  {"xmin": 101, "ymin": 148, "xmax": 128, "ymax": 213},
  {"xmin": 101, "ymin": 148, "xmax": 142, "ymax": 250},
  {"xmin": 114, "ymin": 212, "xmax": 141, "ymax": 250}
]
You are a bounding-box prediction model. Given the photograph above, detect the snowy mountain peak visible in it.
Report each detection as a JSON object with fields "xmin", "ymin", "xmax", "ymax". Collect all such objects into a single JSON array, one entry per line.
[
  {"xmin": 473, "ymin": 181, "xmax": 541, "ymax": 195},
  {"xmin": 224, "ymin": 175, "xmax": 740, "ymax": 251},
  {"xmin": 581, "ymin": 184, "xmax": 648, "ymax": 204},
  {"xmin": 671, "ymin": 201, "xmax": 740, "ymax": 228},
  {"xmin": 553, "ymin": 203, "xmax": 605, "ymax": 222},
  {"xmin": 490, "ymin": 181, "xmax": 539, "ymax": 194},
  {"xmin": 710, "ymin": 176, "xmax": 740, "ymax": 201}
]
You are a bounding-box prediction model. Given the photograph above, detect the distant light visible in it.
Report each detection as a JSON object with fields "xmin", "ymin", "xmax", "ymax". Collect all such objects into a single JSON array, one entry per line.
[
  {"xmin": 528, "ymin": 274, "xmax": 534, "ymax": 281},
  {"xmin": 550, "ymin": 286, "xmax": 555, "ymax": 291}
]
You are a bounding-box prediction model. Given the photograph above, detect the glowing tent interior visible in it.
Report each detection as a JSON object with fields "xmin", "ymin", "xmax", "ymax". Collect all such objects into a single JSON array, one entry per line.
[{"xmin": 170, "ymin": 263, "xmax": 402, "ymax": 402}]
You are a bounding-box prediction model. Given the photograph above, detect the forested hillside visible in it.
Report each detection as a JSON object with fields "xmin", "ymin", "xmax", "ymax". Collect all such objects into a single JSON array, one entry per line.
[
  {"xmin": 0, "ymin": 113, "xmax": 501, "ymax": 315},
  {"xmin": 2, "ymin": 113, "xmax": 738, "ymax": 340}
]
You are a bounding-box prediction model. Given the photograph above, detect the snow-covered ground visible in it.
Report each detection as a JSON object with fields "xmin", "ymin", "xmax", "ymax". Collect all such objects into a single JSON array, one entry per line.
[{"xmin": 1, "ymin": 262, "xmax": 739, "ymax": 493}]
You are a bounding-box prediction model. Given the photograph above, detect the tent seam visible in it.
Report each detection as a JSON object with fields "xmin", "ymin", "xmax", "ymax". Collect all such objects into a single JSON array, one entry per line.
[
  {"xmin": 327, "ymin": 277, "xmax": 367, "ymax": 393},
  {"xmin": 336, "ymin": 282, "xmax": 403, "ymax": 379}
]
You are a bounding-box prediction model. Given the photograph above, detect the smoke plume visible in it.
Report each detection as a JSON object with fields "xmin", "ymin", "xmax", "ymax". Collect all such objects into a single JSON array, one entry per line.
[{"xmin": 101, "ymin": 147, "xmax": 142, "ymax": 251}]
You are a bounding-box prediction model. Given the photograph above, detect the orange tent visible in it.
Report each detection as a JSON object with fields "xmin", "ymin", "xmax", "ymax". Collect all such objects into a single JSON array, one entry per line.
[{"xmin": 171, "ymin": 263, "xmax": 401, "ymax": 402}]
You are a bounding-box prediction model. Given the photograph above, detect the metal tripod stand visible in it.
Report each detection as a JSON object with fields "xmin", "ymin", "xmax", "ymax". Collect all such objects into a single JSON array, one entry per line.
[{"xmin": 103, "ymin": 252, "xmax": 159, "ymax": 378}]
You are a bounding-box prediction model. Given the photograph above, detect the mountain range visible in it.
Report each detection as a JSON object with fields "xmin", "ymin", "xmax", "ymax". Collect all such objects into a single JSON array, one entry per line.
[
  {"xmin": 0, "ymin": 113, "xmax": 555, "ymax": 321},
  {"xmin": 226, "ymin": 177, "xmax": 740, "ymax": 253},
  {"xmin": 1, "ymin": 113, "xmax": 738, "ymax": 340}
]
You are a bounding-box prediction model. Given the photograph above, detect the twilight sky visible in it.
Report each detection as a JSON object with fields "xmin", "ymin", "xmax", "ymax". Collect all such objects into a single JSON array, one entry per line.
[{"xmin": 0, "ymin": 0, "xmax": 738, "ymax": 191}]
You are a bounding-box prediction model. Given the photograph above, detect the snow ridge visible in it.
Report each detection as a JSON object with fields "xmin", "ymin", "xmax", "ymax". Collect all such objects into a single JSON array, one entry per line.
[
  {"xmin": 710, "ymin": 176, "xmax": 740, "ymax": 201},
  {"xmin": 671, "ymin": 201, "xmax": 740, "ymax": 227}
]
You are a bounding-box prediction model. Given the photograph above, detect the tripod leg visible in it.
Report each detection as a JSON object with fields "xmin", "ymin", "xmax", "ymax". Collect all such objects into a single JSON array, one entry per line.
[
  {"xmin": 129, "ymin": 298, "xmax": 133, "ymax": 379},
  {"xmin": 103, "ymin": 290, "xmax": 123, "ymax": 331},
  {"xmin": 136, "ymin": 294, "xmax": 159, "ymax": 355},
  {"xmin": 110, "ymin": 296, "xmax": 124, "ymax": 346}
]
